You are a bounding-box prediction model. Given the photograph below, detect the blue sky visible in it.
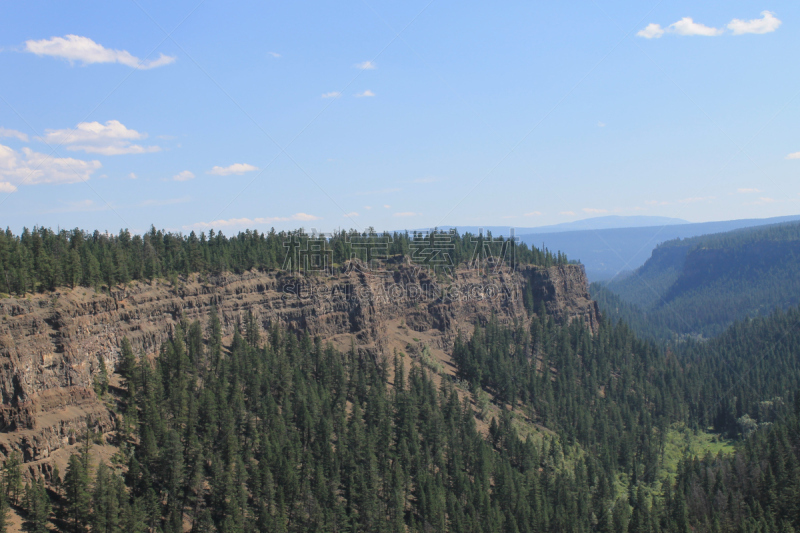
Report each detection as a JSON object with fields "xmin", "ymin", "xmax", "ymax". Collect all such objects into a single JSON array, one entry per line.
[{"xmin": 1, "ymin": 1, "xmax": 798, "ymax": 235}]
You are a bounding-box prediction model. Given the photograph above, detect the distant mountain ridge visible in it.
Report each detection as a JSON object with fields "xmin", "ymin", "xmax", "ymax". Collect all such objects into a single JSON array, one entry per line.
[
  {"xmin": 599, "ymin": 220, "xmax": 800, "ymax": 338},
  {"xmin": 516, "ymin": 214, "xmax": 800, "ymax": 281},
  {"xmin": 416, "ymin": 215, "xmax": 688, "ymax": 236},
  {"xmin": 406, "ymin": 214, "xmax": 800, "ymax": 282}
]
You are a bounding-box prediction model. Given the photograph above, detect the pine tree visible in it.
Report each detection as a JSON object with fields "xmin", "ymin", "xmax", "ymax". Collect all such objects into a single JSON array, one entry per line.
[
  {"xmin": 64, "ymin": 454, "xmax": 91, "ymax": 533},
  {"xmin": 3, "ymin": 452, "xmax": 22, "ymax": 506},
  {"xmin": 0, "ymin": 488, "xmax": 7, "ymax": 533},
  {"xmin": 23, "ymin": 477, "xmax": 50, "ymax": 533}
]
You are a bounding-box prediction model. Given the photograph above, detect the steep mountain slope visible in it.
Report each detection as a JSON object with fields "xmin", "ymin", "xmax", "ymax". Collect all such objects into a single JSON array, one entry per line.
[
  {"xmin": 601, "ymin": 220, "xmax": 800, "ymax": 337},
  {"xmin": 0, "ymin": 262, "xmax": 597, "ymax": 472}
]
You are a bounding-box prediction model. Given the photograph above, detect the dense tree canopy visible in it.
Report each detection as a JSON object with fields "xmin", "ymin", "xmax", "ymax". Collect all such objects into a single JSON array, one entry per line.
[{"xmin": 0, "ymin": 226, "xmax": 569, "ymax": 296}]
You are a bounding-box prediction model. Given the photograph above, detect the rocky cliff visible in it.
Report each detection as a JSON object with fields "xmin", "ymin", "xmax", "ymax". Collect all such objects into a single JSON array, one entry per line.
[{"xmin": 0, "ymin": 262, "xmax": 598, "ymax": 467}]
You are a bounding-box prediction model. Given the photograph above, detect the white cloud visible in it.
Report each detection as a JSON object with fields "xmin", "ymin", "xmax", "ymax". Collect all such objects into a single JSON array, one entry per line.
[
  {"xmin": 139, "ymin": 197, "xmax": 191, "ymax": 207},
  {"xmin": 560, "ymin": 211, "xmax": 575, "ymax": 215},
  {"xmin": 669, "ymin": 17, "xmax": 723, "ymax": 36},
  {"xmin": 127, "ymin": 172, "xmax": 137, "ymax": 180},
  {"xmin": 786, "ymin": 152, "xmax": 800, "ymax": 160},
  {"xmin": 728, "ymin": 11, "xmax": 781, "ymax": 35},
  {"xmin": 597, "ymin": 122, "xmax": 606, "ymax": 128},
  {"xmin": 637, "ymin": 23, "xmax": 665, "ymax": 39},
  {"xmin": 173, "ymin": 170, "xmax": 195, "ymax": 181},
  {"xmin": 321, "ymin": 91, "xmax": 341, "ymax": 99},
  {"xmin": 355, "ymin": 60, "xmax": 376, "ymax": 70},
  {"xmin": 184, "ymin": 212, "xmax": 321, "ymax": 230},
  {"xmin": 0, "ymin": 181, "xmax": 17, "ymax": 193},
  {"xmin": 393, "ymin": 212, "xmax": 419, "ymax": 217},
  {"xmin": 45, "ymin": 199, "xmax": 109, "ymax": 213},
  {"xmin": 207, "ymin": 163, "xmax": 259, "ymax": 176},
  {"xmin": 583, "ymin": 208, "xmax": 608, "ymax": 214},
  {"xmin": 356, "ymin": 187, "xmax": 400, "ymax": 196},
  {"xmin": 293, "ymin": 213, "xmax": 320, "ymax": 221},
  {"xmin": 355, "ymin": 90, "xmax": 375, "ymax": 98},
  {"xmin": 524, "ymin": 211, "xmax": 542, "ymax": 217},
  {"xmin": 0, "ymin": 143, "xmax": 101, "ymax": 185},
  {"xmin": 383, "ymin": 204, "xmax": 391, "ymax": 209},
  {"xmin": 737, "ymin": 188, "xmax": 761, "ymax": 193},
  {"xmin": 759, "ymin": 197, "xmax": 776, "ymax": 203},
  {"xmin": 679, "ymin": 196, "xmax": 715, "ymax": 203},
  {"xmin": 25, "ymin": 35, "xmax": 175, "ymax": 69},
  {"xmin": 41, "ymin": 120, "xmax": 160, "ymax": 155},
  {"xmin": 268, "ymin": 51, "xmax": 281, "ymax": 58},
  {"xmin": 0, "ymin": 127, "xmax": 28, "ymax": 142},
  {"xmin": 638, "ymin": 17, "xmax": 723, "ymax": 38},
  {"xmin": 343, "ymin": 212, "xmax": 359, "ymax": 217}
]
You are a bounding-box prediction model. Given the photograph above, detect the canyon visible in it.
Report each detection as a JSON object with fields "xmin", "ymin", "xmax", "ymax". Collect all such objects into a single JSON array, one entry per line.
[{"xmin": 0, "ymin": 261, "xmax": 599, "ymax": 474}]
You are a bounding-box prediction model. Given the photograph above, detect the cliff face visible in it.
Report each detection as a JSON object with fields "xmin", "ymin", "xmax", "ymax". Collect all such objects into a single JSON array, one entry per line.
[{"xmin": 0, "ymin": 263, "xmax": 598, "ymax": 466}]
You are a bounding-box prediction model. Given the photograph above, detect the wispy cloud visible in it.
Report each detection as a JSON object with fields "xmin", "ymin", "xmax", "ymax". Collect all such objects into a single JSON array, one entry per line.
[
  {"xmin": 40, "ymin": 120, "xmax": 160, "ymax": 155},
  {"xmin": 343, "ymin": 212, "xmax": 359, "ymax": 217},
  {"xmin": 393, "ymin": 212, "xmax": 419, "ymax": 217},
  {"xmin": 173, "ymin": 170, "xmax": 195, "ymax": 181},
  {"xmin": 127, "ymin": 172, "xmax": 137, "ymax": 180},
  {"xmin": 679, "ymin": 196, "xmax": 715, "ymax": 203},
  {"xmin": 670, "ymin": 17, "xmax": 723, "ymax": 36},
  {"xmin": 639, "ymin": 12, "xmax": 781, "ymax": 39},
  {"xmin": 413, "ymin": 176, "xmax": 443, "ymax": 184},
  {"xmin": 0, "ymin": 143, "xmax": 101, "ymax": 185},
  {"xmin": 355, "ymin": 60, "xmax": 376, "ymax": 70},
  {"xmin": 638, "ymin": 17, "xmax": 722, "ymax": 39},
  {"xmin": 45, "ymin": 199, "xmax": 110, "ymax": 214},
  {"xmin": 597, "ymin": 122, "xmax": 606, "ymax": 128},
  {"xmin": 139, "ymin": 197, "xmax": 191, "ymax": 207},
  {"xmin": 737, "ymin": 187, "xmax": 761, "ymax": 193},
  {"xmin": 321, "ymin": 91, "xmax": 341, "ymax": 99},
  {"xmin": 0, "ymin": 182, "xmax": 17, "ymax": 193},
  {"xmin": 268, "ymin": 51, "xmax": 281, "ymax": 58},
  {"xmin": 637, "ymin": 23, "xmax": 665, "ymax": 39},
  {"xmin": 25, "ymin": 35, "xmax": 175, "ymax": 69},
  {"xmin": 728, "ymin": 11, "xmax": 781, "ymax": 35},
  {"xmin": 355, "ymin": 187, "xmax": 401, "ymax": 196},
  {"xmin": 560, "ymin": 211, "xmax": 576, "ymax": 216},
  {"xmin": 0, "ymin": 127, "xmax": 28, "ymax": 142},
  {"xmin": 786, "ymin": 152, "xmax": 800, "ymax": 160},
  {"xmin": 583, "ymin": 208, "xmax": 608, "ymax": 214},
  {"xmin": 355, "ymin": 90, "xmax": 375, "ymax": 98},
  {"xmin": 207, "ymin": 163, "xmax": 259, "ymax": 176},
  {"xmin": 524, "ymin": 211, "xmax": 542, "ymax": 217},
  {"xmin": 185, "ymin": 213, "xmax": 321, "ymax": 230}
]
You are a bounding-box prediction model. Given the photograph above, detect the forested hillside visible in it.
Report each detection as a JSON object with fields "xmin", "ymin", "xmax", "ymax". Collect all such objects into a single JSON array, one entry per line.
[
  {"xmin": 2, "ymin": 299, "xmax": 799, "ymax": 531},
  {"xmin": 1, "ymin": 224, "xmax": 800, "ymax": 532},
  {"xmin": 598, "ymin": 221, "xmax": 800, "ymax": 338}
]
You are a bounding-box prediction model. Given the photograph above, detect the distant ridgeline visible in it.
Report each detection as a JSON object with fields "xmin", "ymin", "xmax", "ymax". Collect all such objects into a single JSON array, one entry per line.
[
  {"xmin": 594, "ymin": 220, "xmax": 800, "ymax": 339},
  {"xmin": 0, "ymin": 227, "xmax": 571, "ymax": 295}
]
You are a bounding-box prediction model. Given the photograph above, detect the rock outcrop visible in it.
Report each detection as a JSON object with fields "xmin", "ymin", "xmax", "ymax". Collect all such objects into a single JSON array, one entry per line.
[{"xmin": 0, "ymin": 262, "xmax": 598, "ymax": 465}]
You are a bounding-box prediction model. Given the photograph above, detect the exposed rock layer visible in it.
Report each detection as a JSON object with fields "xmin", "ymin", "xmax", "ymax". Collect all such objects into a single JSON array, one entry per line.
[{"xmin": 0, "ymin": 263, "xmax": 598, "ymax": 463}]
